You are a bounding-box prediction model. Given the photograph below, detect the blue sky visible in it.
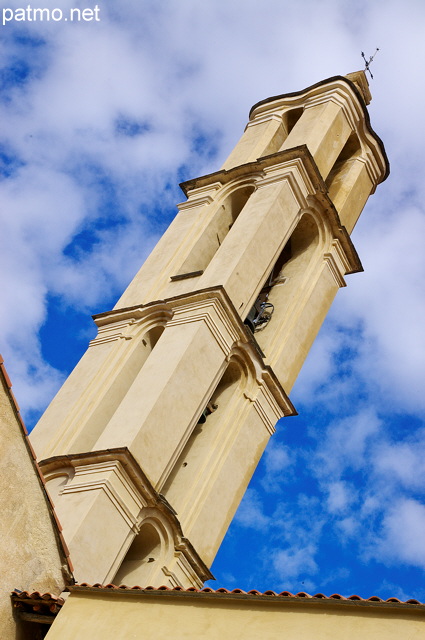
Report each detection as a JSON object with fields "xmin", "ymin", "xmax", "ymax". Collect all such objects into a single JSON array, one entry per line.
[{"xmin": 1, "ymin": 0, "xmax": 425, "ymax": 602}]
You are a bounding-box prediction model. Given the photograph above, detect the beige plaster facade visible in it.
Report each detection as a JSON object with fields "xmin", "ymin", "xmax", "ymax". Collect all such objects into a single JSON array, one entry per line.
[
  {"xmin": 0, "ymin": 357, "xmax": 70, "ymax": 639},
  {"xmin": 29, "ymin": 71, "xmax": 389, "ymax": 593},
  {"xmin": 44, "ymin": 587, "xmax": 425, "ymax": 640}
]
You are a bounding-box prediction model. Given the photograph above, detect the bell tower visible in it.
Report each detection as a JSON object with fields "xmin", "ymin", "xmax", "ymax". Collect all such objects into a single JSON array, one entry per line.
[{"xmin": 30, "ymin": 71, "xmax": 388, "ymax": 589}]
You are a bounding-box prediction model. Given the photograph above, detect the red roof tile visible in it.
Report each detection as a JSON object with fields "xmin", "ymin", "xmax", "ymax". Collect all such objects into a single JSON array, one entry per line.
[
  {"xmin": 68, "ymin": 583, "xmax": 423, "ymax": 607},
  {"xmin": 11, "ymin": 590, "xmax": 65, "ymax": 616}
]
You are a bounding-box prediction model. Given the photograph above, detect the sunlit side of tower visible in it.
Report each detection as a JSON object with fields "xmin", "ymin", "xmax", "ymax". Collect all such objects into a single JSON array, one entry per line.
[{"xmin": 30, "ymin": 71, "xmax": 388, "ymax": 589}]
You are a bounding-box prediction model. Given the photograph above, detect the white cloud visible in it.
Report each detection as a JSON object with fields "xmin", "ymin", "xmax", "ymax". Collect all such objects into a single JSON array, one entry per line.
[
  {"xmin": 373, "ymin": 432, "xmax": 425, "ymax": 491},
  {"xmin": 260, "ymin": 441, "xmax": 295, "ymax": 493},
  {"xmin": 271, "ymin": 545, "xmax": 318, "ymax": 582},
  {"xmin": 335, "ymin": 517, "xmax": 359, "ymax": 540},
  {"xmin": 371, "ymin": 499, "xmax": 425, "ymax": 569},
  {"xmin": 233, "ymin": 489, "xmax": 270, "ymax": 531},
  {"xmin": 326, "ymin": 481, "xmax": 356, "ymax": 515},
  {"xmin": 376, "ymin": 580, "xmax": 425, "ymax": 604},
  {"xmin": 3, "ymin": 0, "xmax": 425, "ymax": 423},
  {"xmin": 333, "ymin": 207, "xmax": 425, "ymax": 413},
  {"xmin": 313, "ymin": 409, "xmax": 382, "ymax": 478},
  {"xmin": 2, "ymin": 0, "xmax": 425, "ymax": 597}
]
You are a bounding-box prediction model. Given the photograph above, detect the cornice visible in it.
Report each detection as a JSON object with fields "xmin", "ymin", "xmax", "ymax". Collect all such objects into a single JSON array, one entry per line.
[
  {"xmin": 248, "ymin": 74, "xmax": 388, "ymax": 177},
  {"xmin": 179, "ymin": 146, "xmax": 327, "ymax": 198},
  {"xmin": 93, "ymin": 287, "xmax": 296, "ymax": 419},
  {"xmin": 248, "ymin": 74, "xmax": 389, "ymax": 185},
  {"xmin": 39, "ymin": 448, "xmax": 214, "ymax": 583}
]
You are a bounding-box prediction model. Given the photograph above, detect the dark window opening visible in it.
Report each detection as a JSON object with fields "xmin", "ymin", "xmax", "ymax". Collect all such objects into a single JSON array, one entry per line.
[
  {"xmin": 244, "ymin": 295, "xmax": 274, "ymax": 333},
  {"xmin": 175, "ymin": 185, "xmax": 255, "ymax": 278},
  {"xmin": 114, "ymin": 523, "xmax": 161, "ymax": 586},
  {"xmin": 72, "ymin": 323, "xmax": 165, "ymax": 452},
  {"xmin": 284, "ymin": 107, "xmax": 304, "ymax": 135},
  {"xmin": 162, "ymin": 361, "xmax": 241, "ymax": 503},
  {"xmin": 197, "ymin": 400, "xmax": 218, "ymax": 424},
  {"xmin": 244, "ymin": 238, "xmax": 292, "ymax": 333}
]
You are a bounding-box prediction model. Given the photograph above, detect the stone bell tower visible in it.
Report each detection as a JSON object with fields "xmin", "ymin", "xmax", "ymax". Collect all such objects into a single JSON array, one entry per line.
[{"xmin": 30, "ymin": 71, "xmax": 388, "ymax": 589}]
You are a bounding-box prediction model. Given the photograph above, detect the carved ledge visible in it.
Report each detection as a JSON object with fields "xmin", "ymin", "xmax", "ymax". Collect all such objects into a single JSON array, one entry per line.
[{"xmin": 39, "ymin": 448, "xmax": 214, "ymax": 586}]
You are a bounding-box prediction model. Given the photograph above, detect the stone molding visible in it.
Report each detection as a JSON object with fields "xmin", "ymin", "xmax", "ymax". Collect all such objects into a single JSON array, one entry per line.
[
  {"xmin": 324, "ymin": 239, "xmax": 354, "ymax": 288},
  {"xmin": 91, "ymin": 287, "xmax": 296, "ymax": 421},
  {"xmin": 180, "ymin": 146, "xmax": 327, "ymax": 198},
  {"xmin": 306, "ymin": 193, "xmax": 363, "ymax": 275},
  {"xmin": 177, "ymin": 182, "xmax": 222, "ymax": 212},
  {"xmin": 247, "ymin": 76, "xmax": 388, "ymax": 187},
  {"xmin": 245, "ymin": 111, "xmax": 284, "ymax": 129},
  {"xmin": 60, "ymin": 460, "xmax": 146, "ymax": 530},
  {"xmin": 166, "ymin": 296, "xmax": 240, "ymax": 355},
  {"xmin": 178, "ymin": 148, "xmax": 361, "ymax": 282},
  {"xmin": 40, "ymin": 449, "xmax": 214, "ymax": 586},
  {"xmin": 91, "ymin": 305, "xmax": 173, "ymax": 346},
  {"xmin": 254, "ymin": 157, "xmax": 317, "ymax": 212}
]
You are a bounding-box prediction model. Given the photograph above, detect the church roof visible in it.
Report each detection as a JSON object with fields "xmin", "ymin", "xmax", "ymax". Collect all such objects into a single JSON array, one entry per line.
[
  {"xmin": 54, "ymin": 583, "xmax": 425, "ymax": 608},
  {"xmin": 11, "ymin": 585, "xmax": 424, "ymax": 630}
]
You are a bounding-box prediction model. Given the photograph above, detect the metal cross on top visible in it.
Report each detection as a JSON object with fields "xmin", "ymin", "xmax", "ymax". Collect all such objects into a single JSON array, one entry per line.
[{"xmin": 361, "ymin": 48, "xmax": 380, "ymax": 79}]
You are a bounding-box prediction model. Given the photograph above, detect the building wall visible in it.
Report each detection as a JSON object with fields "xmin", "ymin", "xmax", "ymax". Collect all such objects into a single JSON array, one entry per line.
[
  {"xmin": 0, "ymin": 360, "xmax": 66, "ymax": 639},
  {"xmin": 46, "ymin": 590, "xmax": 425, "ymax": 640}
]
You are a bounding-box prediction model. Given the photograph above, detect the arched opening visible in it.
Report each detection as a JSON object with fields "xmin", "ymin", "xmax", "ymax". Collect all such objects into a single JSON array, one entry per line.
[
  {"xmin": 45, "ymin": 468, "xmax": 74, "ymax": 504},
  {"xmin": 275, "ymin": 213, "xmax": 320, "ymax": 280},
  {"xmin": 113, "ymin": 522, "xmax": 162, "ymax": 586},
  {"xmin": 175, "ymin": 185, "xmax": 255, "ymax": 277},
  {"xmin": 244, "ymin": 239, "xmax": 292, "ymax": 333},
  {"xmin": 284, "ymin": 107, "xmax": 304, "ymax": 135},
  {"xmin": 162, "ymin": 361, "xmax": 243, "ymax": 513},
  {"xmin": 73, "ymin": 324, "xmax": 165, "ymax": 451},
  {"xmin": 253, "ymin": 107, "xmax": 304, "ymax": 160},
  {"xmin": 254, "ymin": 213, "xmax": 320, "ymax": 351},
  {"xmin": 326, "ymin": 131, "xmax": 361, "ymax": 195}
]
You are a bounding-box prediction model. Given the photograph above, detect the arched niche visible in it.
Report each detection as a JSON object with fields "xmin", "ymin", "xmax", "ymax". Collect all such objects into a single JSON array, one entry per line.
[
  {"xmin": 245, "ymin": 107, "xmax": 304, "ymax": 161},
  {"xmin": 283, "ymin": 107, "xmax": 304, "ymax": 136},
  {"xmin": 326, "ymin": 131, "xmax": 362, "ymax": 198},
  {"xmin": 113, "ymin": 521, "xmax": 164, "ymax": 587},
  {"xmin": 44, "ymin": 467, "xmax": 75, "ymax": 504},
  {"xmin": 162, "ymin": 359, "xmax": 244, "ymax": 513},
  {"xmin": 275, "ymin": 212, "xmax": 321, "ymax": 281},
  {"xmin": 254, "ymin": 212, "xmax": 321, "ymax": 352},
  {"xmin": 257, "ymin": 107, "xmax": 304, "ymax": 158},
  {"xmin": 254, "ymin": 105, "xmax": 304, "ymax": 158},
  {"xmin": 176, "ymin": 184, "xmax": 255, "ymax": 277},
  {"xmin": 72, "ymin": 322, "xmax": 166, "ymax": 452}
]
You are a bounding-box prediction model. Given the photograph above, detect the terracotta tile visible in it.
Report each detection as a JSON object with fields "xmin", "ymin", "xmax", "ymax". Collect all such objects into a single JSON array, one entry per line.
[{"xmin": 66, "ymin": 584, "xmax": 425, "ymax": 607}]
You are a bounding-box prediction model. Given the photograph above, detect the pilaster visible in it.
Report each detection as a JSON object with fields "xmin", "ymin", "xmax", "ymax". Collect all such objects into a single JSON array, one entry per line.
[{"xmin": 41, "ymin": 449, "xmax": 213, "ymax": 588}]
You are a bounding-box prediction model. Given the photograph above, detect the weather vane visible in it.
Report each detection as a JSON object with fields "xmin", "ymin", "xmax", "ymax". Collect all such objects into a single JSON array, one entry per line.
[{"xmin": 361, "ymin": 48, "xmax": 379, "ymax": 79}]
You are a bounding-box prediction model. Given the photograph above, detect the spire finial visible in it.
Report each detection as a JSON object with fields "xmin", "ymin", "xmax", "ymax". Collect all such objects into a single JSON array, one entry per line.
[{"xmin": 361, "ymin": 48, "xmax": 379, "ymax": 79}]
